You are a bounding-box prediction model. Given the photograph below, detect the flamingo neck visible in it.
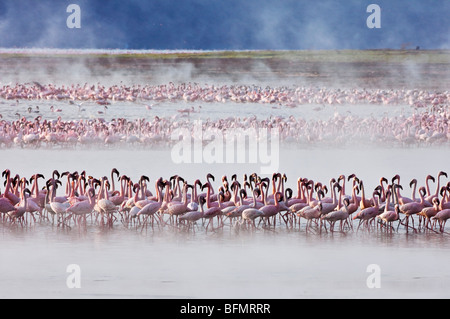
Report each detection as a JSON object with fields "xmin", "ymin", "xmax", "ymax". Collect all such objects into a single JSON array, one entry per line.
[
  {"xmin": 411, "ymin": 182, "xmax": 417, "ymax": 201},
  {"xmin": 384, "ymin": 193, "xmax": 391, "ymax": 212}
]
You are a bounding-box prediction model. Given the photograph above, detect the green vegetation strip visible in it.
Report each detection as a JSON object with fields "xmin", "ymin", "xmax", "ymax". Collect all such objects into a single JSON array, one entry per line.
[{"xmin": 0, "ymin": 49, "xmax": 449, "ymax": 63}]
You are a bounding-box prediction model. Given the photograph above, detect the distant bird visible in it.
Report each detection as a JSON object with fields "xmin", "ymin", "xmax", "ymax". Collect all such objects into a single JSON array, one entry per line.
[
  {"xmin": 27, "ymin": 106, "xmax": 39, "ymax": 113},
  {"xmin": 50, "ymin": 105, "xmax": 62, "ymax": 113},
  {"xmin": 97, "ymin": 105, "xmax": 108, "ymax": 115}
]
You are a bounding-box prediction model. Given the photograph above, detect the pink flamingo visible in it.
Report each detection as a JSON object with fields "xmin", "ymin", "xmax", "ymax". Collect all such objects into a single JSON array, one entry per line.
[
  {"xmin": 423, "ymin": 174, "xmax": 436, "ymax": 203},
  {"xmin": 179, "ymin": 196, "xmax": 206, "ymax": 232},
  {"xmin": 425, "ymin": 171, "xmax": 447, "ymax": 203},
  {"xmin": 358, "ymin": 180, "xmax": 373, "ymax": 210},
  {"xmin": 241, "ymin": 207, "xmax": 264, "ymax": 229},
  {"xmin": 346, "ymin": 185, "xmax": 360, "ymax": 216},
  {"xmin": 287, "ymin": 177, "xmax": 307, "ymax": 206},
  {"xmin": 109, "ymin": 175, "xmax": 128, "ymax": 206},
  {"xmin": 2, "ymin": 169, "xmax": 20, "ymax": 205},
  {"xmin": 289, "ymin": 181, "xmax": 314, "ymax": 213},
  {"xmin": 318, "ymin": 183, "xmax": 341, "ymax": 216},
  {"xmin": 65, "ymin": 188, "xmax": 96, "ymax": 225},
  {"xmin": 29, "ymin": 173, "xmax": 46, "ymax": 210},
  {"xmin": 165, "ymin": 182, "xmax": 190, "ymax": 224},
  {"xmin": 297, "ymin": 202, "xmax": 323, "ymax": 232},
  {"xmin": 96, "ymin": 178, "xmax": 118, "ymax": 225},
  {"xmin": 439, "ymin": 185, "xmax": 450, "ymax": 210},
  {"xmin": 0, "ymin": 196, "xmax": 15, "ymax": 219},
  {"xmin": 201, "ymin": 181, "xmax": 219, "ymax": 209},
  {"xmin": 50, "ymin": 105, "xmax": 62, "ymax": 112},
  {"xmin": 431, "ymin": 208, "xmax": 450, "ymax": 232},
  {"xmin": 419, "ymin": 197, "xmax": 441, "ymax": 230},
  {"xmin": 48, "ymin": 185, "xmax": 71, "ymax": 226},
  {"xmin": 321, "ymin": 197, "xmax": 351, "ymax": 232},
  {"xmin": 187, "ymin": 179, "xmax": 202, "ymax": 211},
  {"xmin": 136, "ymin": 179, "xmax": 164, "ymax": 229},
  {"xmin": 377, "ymin": 177, "xmax": 389, "ymax": 203},
  {"xmin": 260, "ymin": 190, "xmax": 283, "ymax": 227},
  {"xmin": 399, "ymin": 186, "xmax": 427, "ymax": 231},
  {"xmin": 227, "ymin": 188, "xmax": 261, "ymax": 221},
  {"xmin": 353, "ymin": 190, "xmax": 381, "ymax": 229},
  {"xmin": 7, "ymin": 188, "xmax": 31, "ymax": 225},
  {"xmin": 347, "ymin": 174, "xmax": 361, "ymax": 204},
  {"xmin": 203, "ymin": 191, "xmax": 225, "ymax": 232},
  {"xmin": 18, "ymin": 177, "xmax": 40, "ymax": 219},
  {"xmin": 377, "ymin": 191, "xmax": 400, "ymax": 231},
  {"xmin": 399, "ymin": 178, "xmax": 417, "ymax": 204}
]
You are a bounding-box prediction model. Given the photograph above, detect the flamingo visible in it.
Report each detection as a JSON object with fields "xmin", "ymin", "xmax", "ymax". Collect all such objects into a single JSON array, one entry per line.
[
  {"xmin": 297, "ymin": 202, "xmax": 323, "ymax": 232},
  {"xmin": 0, "ymin": 196, "xmax": 15, "ymax": 218},
  {"xmin": 7, "ymin": 188, "xmax": 32, "ymax": 224},
  {"xmin": 418, "ymin": 197, "xmax": 441, "ymax": 230},
  {"xmin": 353, "ymin": 190, "xmax": 381, "ymax": 229},
  {"xmin": 241, "ymin": 207, "xmax": 264, "ymax": 229},
  {"xmin": 377, "ymin": 177, "xmax": 389, "ymax": 203},
  {"xmin": 321, "ymin": 197, "xmax": 351, "ymax": 232},
  {"xmin": 109, "ymin": 175, "xmax": 128, "ymax": 206},
  {"xmin": 227, "ymin": 188, "xmax": 261, "ymax": 222},
  {"xmin": 18, "ymin": 177, "xmax": 40, "ymax": 218},
  {"xmin": 289, "ymin": 181, "xmax": 314, "ymax": 212},
  {"xmin": 45, "ymin": 179, "xmax": 71, "ymax": 225},
  {"xmin": 426, "ymin": 171, "xmax": 448, "ymax": 203},
  {"xmin": 2, "ymin": 169, "xmax": 20, "ymax": 205},
  {"xmin": 179, "ymin": 195, "xmax": 206, "ymax": 232},
  {"xmin": 96, "ymin": 178, "xmax": 118, "ymax": 222},
  {"xmin": 260, "ymin": 191, "xmax": 283, "ymax": 227},
  {"xmin": 431, "ymin": 208, "xmax": 450, "ymax": 232},
  {"xmin": 29, "ymin": 173, "xmax": 46, "ymax": 210},
  {"xmin": 50, "ymin": 105, "xmax": 62, "ymax": 112},
  {"xmin": 201, "ymin": 181, "xmax": 219, "ymax": 209},
  {"xmin": 399, "ymin": 186, "xmax": 427, "ymax": 232},
  {"xmin": 136, "ymin": 180, "xmax": 164, "ymax": 229},
  {"xmin": 198, "ymin": 173, "xmax": 215, "ymax": 200},
  {"xmin": 346, "ymin": 185, "xmax": 360, "ymax": 217},
  {"xmin": 347, "ymin": 174, "xmax": 361, "ymax": 204},
  {"xmin": 439, "ymin": 185, "xmax": 450, "ymax": 210},
  {"xmin": 287, "ymin": 177, "xmax": 307, "ymax": 206},
  {"xmin": 186, "ymin": 179, "xmax": 202, "ymax": 211},
  {"xmin": 318, "ymin": 183, "xmax": 341, "ymax": 216},
  {"xmin": 203, "ymin": 191, "xmax": 225, "ymax": 231},
  {"xmin": 358, "ymin": 180, "xmax": 373, "ymax": 210},
  {"xmin": 423, "ymin": 174, "xmax": 436, "ymax": 203},
  {"xmin": 377, "ymin": 191, "xmax": 400, "ymax": 231},
  {"xmin": 164, "ymin": 181, "xmax": 190, "ymax": 224},
  {"xmin": 65, "ymin": 187, "xmax": 96, "ymax": 224},
  {"xmin": 399, "ymin": 178, "xmax": 418, "ymax": 204}
]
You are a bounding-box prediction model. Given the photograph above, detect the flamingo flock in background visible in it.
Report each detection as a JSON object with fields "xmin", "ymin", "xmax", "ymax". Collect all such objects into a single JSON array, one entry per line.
[
  {"xmin": 0, "ymin": 168, "xmax": 449, "ymax": 234},
  {"xmin": 0, "ymin": 107, "xmax": 448, "ymax": 149},
  {"xmin": 0, "ymin": 82, "xmax": 448, "ymax": 149},
  {"xmin": 1, "ymin": 82, "xmax": 449, "ymax": 109}
]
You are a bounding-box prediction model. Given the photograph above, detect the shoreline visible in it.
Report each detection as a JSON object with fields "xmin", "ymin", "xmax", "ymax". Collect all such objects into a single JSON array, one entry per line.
[{"xmin": 0, "ymin": 49, "xmax": 448, "ymax": 90}]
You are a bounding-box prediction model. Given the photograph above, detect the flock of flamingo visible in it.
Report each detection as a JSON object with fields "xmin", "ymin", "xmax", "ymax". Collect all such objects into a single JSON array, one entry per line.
[
  {"xmin": 1, "ymin": 82, "xmax": 449, "ymax": 107},
  {"xmin": 0, "ymin": 80, "xmax": 448, "ymax": 234},
  {"xmin": 0, "ymin": 82, "xmax": 448, "ymax": 149},
  {"xmin": 0, "ymin": 109, "xmax": 447, "ymax": 148},
  {"xmin": 1, "ymin": 168, "xmax": 449, "ymax": 234}
]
